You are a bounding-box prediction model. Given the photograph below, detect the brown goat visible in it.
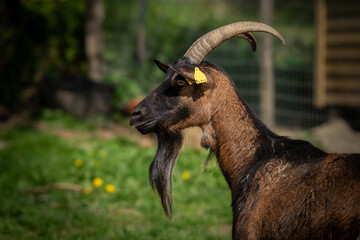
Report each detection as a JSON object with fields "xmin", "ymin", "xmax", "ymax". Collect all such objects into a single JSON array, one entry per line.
[{"xmin": 130, "ymin": 22, "xmax": 360, "ymax": 239}]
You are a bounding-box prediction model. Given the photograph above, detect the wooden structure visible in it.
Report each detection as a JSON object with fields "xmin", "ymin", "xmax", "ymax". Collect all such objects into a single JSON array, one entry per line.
[{"xmin": 315, "ymin": 0, "xmax": 360, "ymax": 107}]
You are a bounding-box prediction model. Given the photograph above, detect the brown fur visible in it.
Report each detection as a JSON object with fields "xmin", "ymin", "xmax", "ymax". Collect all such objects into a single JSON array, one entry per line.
[{"xmin": 130, "ymin": 58, "xmax": 360, "ymax": 239}]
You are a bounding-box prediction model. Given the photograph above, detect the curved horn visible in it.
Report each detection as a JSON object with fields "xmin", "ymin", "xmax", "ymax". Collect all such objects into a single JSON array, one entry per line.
[
  {"xmin": 235, "ymin": 32, "xmax": 257, "ymax": 52},
  {"xmin": 184, "ymin": 21, "xmax": 286, "ymax": 64}
]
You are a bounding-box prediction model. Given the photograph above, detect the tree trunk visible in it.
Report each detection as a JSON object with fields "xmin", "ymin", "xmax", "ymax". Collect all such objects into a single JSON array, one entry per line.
[
  {"xmin": 137, "ymin": 0, "xmax": 147, "ymax": 67},
  {"xmin": 85, "ymin": 0, "xmax": 104, "ymax": 82}
]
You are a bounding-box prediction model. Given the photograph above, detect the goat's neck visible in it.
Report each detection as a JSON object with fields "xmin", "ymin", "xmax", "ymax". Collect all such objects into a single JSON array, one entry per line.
[{"xmin": 202, "ymin": 82, "xmax": 274, "ymax": 193}]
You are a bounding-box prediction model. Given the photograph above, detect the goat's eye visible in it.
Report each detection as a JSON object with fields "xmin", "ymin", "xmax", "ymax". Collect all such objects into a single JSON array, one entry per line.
[{"xmin": 177, "ymin": 80, "xmax": 186, "ymax": 86}]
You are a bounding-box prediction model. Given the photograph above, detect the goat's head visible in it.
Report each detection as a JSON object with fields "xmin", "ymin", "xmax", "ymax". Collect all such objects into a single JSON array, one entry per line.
[{"xmin": 130, "ymin": 21, "xmax": 285, "ymax": 219}]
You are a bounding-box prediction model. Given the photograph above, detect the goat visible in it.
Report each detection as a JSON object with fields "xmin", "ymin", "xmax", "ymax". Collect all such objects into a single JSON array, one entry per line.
[{"xmin": 130, "ymin": 21, "xmax": 360, "ymax": 239}]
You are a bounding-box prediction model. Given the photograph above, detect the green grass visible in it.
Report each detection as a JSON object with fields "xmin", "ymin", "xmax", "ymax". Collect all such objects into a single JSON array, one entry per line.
[{"xmin": 0, "ymin": 122, "xmax": 232, "ymax": 239}]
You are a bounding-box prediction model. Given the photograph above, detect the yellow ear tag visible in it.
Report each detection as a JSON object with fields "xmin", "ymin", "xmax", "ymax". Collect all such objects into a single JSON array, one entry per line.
[
  {"xmin": 194, "ymin": 67, "xmax": 207, "ymax": 84},
  {"xmin": 185, "ymin": 78, "xmax": 195, "ymax": 85}
]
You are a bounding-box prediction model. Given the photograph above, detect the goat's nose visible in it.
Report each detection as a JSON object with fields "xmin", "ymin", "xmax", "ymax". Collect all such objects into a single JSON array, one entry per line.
[
  {"xmin": 131, "ymin": 105, "xmax": 146, "ymax": 118},
  {"xmin": 131, "ymin": 108, "xmax": 142, "ymax": 117}
]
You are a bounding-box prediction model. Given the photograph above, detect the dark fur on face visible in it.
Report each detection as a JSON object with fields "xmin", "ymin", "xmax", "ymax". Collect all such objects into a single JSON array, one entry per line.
[
  {"xmin": 149, "ymin": 130, "xmax": 183, "ymax": 219},
  {"xmin": 130, "ymin": 58, "xmax": 209, "ymax": 219}
]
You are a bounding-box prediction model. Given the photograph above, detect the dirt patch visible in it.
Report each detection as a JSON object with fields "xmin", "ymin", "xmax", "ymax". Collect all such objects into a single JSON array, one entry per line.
[
  {"xmin": 208, "ymin": 224, "xmax": 232, "ymax": 236},
  {"xmin": 312, "ymin": 118, "xmax": 360, "ymax": 153},
  {"xmin": 2, "ymin": 114, "xmax": 358, "ymax": 153},
  {"xmin": 183, "ymin": 127, "xmax": 203, "ymax": 149},
  {"xmin": 275, "ymin": 118, "xmax": 360, "ymax": 153}
]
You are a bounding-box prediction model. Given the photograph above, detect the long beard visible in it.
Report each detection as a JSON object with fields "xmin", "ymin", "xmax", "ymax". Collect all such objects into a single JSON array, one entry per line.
[{"xmin": 149, "ymin": 130, "xmax": 183, "ymax": 219}]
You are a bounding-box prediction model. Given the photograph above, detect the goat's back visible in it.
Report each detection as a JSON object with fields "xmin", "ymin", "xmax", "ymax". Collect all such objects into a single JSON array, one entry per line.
[{"xmin": 236, "ymin": 144, "xmax": 360, "ymax": 239}]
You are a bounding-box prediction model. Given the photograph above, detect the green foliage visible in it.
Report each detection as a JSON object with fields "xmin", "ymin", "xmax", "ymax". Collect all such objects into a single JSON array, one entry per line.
[
  {"xmin": 103, "ymin": 71, "xmax": 144, "ymax": 104},
  {"xmin": 0, "ymin": 0, "xmax": 316, "ymax": 113},
  {"xmin": 39, "ymin": 109, "xmax": 94, "ymax": 130},
  {"xmin": 22, "ymin": 0, "xmax": 87, "ymax": 76},
  {"xmin": 102, "ymin": 0, "xmax": 248, "ymax": 98},
  {"xmin": 102, "ymin": 0, "xmax": 316, "ymax": 107},
  {"xmin": 0, "ymin": 122, "xmax": 232, "ymax": 239},
  {"xmin": 0, "ymin": 0, "xmax": 87, "ymax": 111}
]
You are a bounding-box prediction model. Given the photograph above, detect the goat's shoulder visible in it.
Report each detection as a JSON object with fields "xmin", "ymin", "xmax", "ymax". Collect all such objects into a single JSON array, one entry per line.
[
  {"xmin": 273, "ymin": 137, "xmax": 360, "ymax": 178},
  {"xmin": 318, "ymin": 153, "xmax": 360, "ymax": 180},
  {"xmin": 242, "ymin": 136, "xmax": 327, "ymax": 195},
  {"xmin": 272, "ymin": 136, "xmax": 327, "ymax": 165},
  {"xmin": 246, "ymin": 136, "xmax": 329, "ymax": 196},
  {"xmin": 250, "ymin": 138, "xmax": 360, "ymax": 208},
  {"xmin": 240, "ymin": 143, "xmax": 360, "ymax": 239}
]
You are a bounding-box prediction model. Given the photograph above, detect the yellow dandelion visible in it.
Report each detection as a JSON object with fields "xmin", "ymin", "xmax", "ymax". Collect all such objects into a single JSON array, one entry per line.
[
  {"xmin": 74, "ymin": 159, "xmax": 83, "ymax": 167},
  {"xmin": 105, "ymin": 184, "xmax": 115, "ymax": 193},
  {"xmin": 92, "ymin": 177, "xmax": 103, "ymax": 187},
  {"xmin": 83, "ymin": 187, "xmax": 92, "ymax": 195},
  {"xmin": 98, "ymin": 149, "xmax": 107, "ymax": 158},
  {"xmin": 181, "ymin": 171, "xmax": 190, "ymax": 180}
]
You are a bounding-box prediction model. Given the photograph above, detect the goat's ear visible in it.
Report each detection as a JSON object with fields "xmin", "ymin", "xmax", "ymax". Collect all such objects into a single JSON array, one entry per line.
[
  {"xmin": 154, "ymin": 59, "xmax": 169, "ymax": 73},
  {"xmin": 168, "ymin": 64, "xmax": 195, "ymax": 82},
  {"xmin": 170, "ymin": 65, "xmax": 213, "ymax": 90}
]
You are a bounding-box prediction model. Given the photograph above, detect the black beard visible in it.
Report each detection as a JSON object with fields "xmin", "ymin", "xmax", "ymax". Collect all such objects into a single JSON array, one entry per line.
[{"xmin": 149, "ymin": 130, "xmax": 183, "ymax": 219}]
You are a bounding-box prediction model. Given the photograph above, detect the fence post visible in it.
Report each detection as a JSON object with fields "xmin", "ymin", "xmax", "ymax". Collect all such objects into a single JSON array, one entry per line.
[
  {"xmin": 260, "ymin": 0, "xmax": 275, "ymax": 128},
  {"xmin": 314, "ymin": 0, "xmax": 327, "ymax": 107}
]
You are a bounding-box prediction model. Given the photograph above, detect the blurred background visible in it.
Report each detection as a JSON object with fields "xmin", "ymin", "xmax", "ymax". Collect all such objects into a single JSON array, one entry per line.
[{"xmin": 0, "ymin": 0, "xmax": 359, "ymax": 239}]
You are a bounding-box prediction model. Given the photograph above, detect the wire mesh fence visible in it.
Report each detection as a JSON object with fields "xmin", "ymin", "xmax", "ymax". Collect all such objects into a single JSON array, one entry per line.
[
  {"xmin": 206, "ymin": 41, "xmax": 331, "ymax": 130},
  {"xmin": 104, "ymin": 0, "xmax": 359, "ymax": 130},
  {"xmin": 204, "ymin": 0, "xmax": 360, "ymax": 130}
]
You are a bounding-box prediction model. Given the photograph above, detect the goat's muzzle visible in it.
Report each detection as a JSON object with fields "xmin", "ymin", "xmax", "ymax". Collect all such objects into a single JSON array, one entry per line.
[{"xmin": 130, "ymin": 103, "xmax": 157, "ymax": 135}]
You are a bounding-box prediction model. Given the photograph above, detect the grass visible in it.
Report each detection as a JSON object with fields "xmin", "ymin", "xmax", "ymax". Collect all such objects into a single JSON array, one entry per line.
[{"xmin": 0, "ymin": 115, "xmax": 232, "ymax": 239}]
